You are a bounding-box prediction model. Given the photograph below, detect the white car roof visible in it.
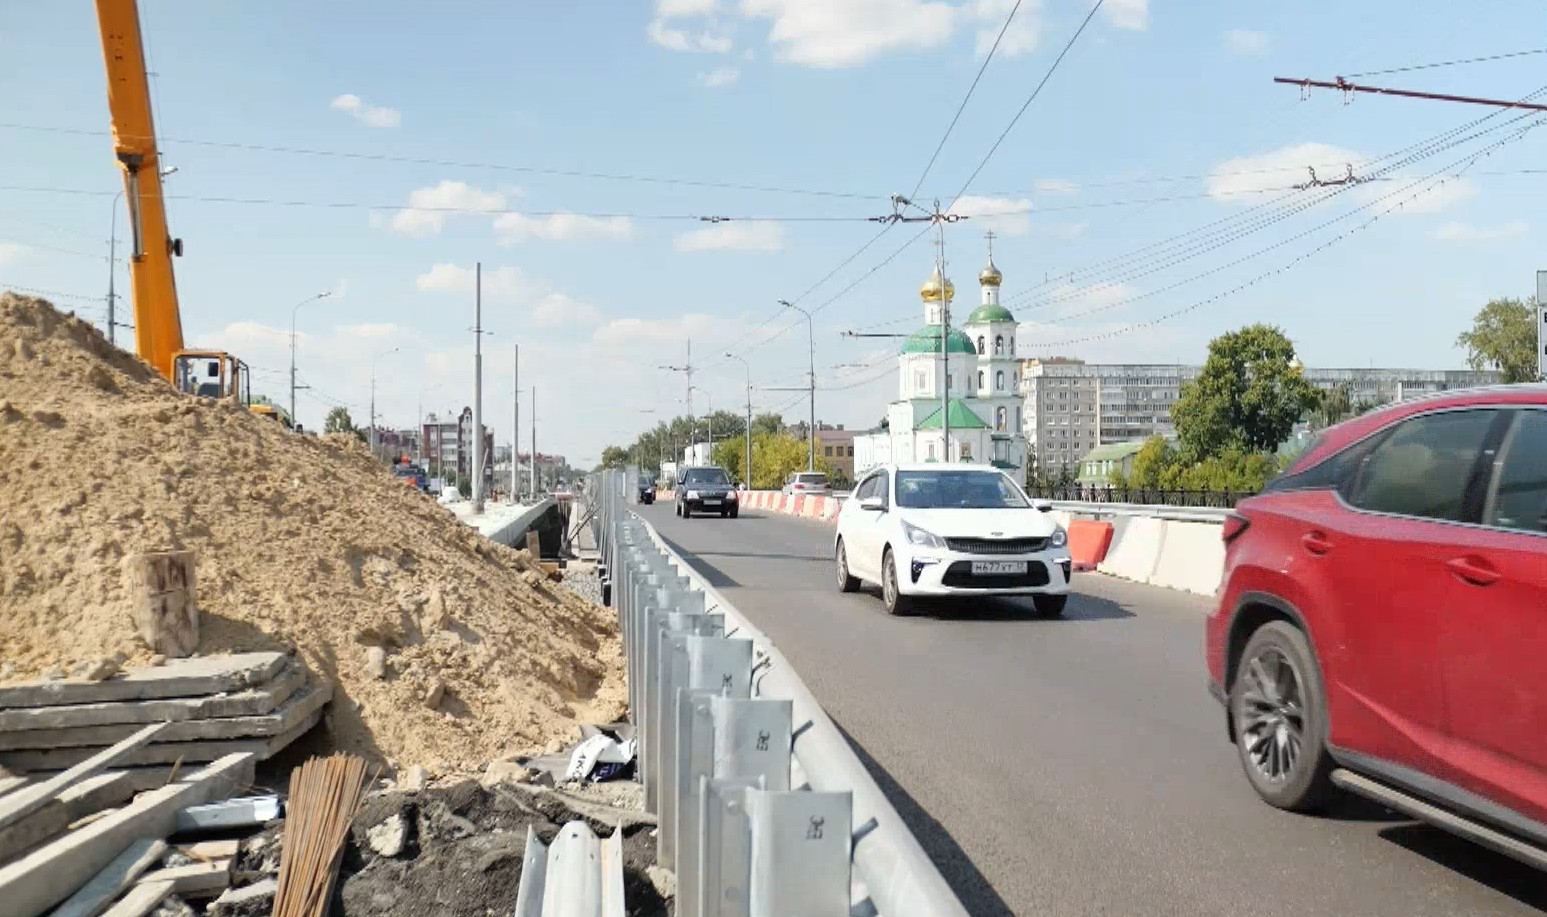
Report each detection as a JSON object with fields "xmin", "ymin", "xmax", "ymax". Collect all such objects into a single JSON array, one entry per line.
[{"xmin": 879, "ymin": 462, "xmax": 1010, "ymax": 473}]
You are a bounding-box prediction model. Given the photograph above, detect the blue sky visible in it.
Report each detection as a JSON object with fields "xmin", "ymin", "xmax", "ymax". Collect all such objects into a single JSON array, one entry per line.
[{"xmin": 3, "ymin": 1, "xmax": 1545, "ymax": 464}]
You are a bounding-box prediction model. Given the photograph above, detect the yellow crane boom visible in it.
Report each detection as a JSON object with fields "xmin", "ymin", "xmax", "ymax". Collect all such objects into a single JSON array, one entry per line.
[{"xmin": 96, "ymin": 0, "xmax": 184, "ymax": 379}]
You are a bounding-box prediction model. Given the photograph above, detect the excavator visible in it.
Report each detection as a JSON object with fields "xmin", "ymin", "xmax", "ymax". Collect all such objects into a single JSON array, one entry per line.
[{"xmin": 95, "ymin": 0, "xmax": 278, "ymax": 421}]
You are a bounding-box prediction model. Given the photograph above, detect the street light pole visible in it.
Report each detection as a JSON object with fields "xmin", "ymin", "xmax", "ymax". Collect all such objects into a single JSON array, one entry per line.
[
  {"xmin": 778, "ymin": 300, "xmax": 816, "ymax": 470},
  {"xmin": 107, "ymin": 188, "xmax": 124, "ymax": 346},
  {"xmin": 724, "ymin": 352, "xmax": 753, "ymax": 486},
  {"xmin": 289, "ymin": 291, "xmax": 332, "ymax": 425}
]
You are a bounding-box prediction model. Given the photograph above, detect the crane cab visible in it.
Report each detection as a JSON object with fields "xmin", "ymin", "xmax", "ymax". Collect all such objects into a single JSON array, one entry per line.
[{"xmin": 172, "ymin": 350, "xmax": 250, "ymax": 403}]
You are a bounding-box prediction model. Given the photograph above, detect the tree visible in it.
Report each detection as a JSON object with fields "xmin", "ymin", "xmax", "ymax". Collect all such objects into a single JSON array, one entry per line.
[
  {"xmin": 1456, "ymin": 297, "xmax": 1538, "ymax": 383},
  {"xmin": 1117, "ymin": 436, "xmax": 1179, "ymax": 489},
  {"xmin": 1174, "ymin": 324, "xmax": 1321, "ymax": 461},
  {"xmin": 324, "ymin": 406, "xmax": 357, "ymax": 435},
  {"xmin": 1314, "ymin": 382, "xmax": 1353, "ymax": 430},
  {"xmin": 751, "ymin": 413, "xmax": 784, "ymax": 436},
  {"xmin": 600, "ymin": 446, "xmax": 629, "ymax": 469}
]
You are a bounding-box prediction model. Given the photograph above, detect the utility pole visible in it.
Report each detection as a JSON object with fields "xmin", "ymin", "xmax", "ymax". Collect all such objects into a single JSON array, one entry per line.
[
  {"xmin": 107, "ymin": 189, "xmax": 123, "ymax": 346},
  {"xmin": 724, "ymin": 353, "xmax": 753, "ymax": 486},
  {"xmin": 887, "ymin": 195, "xmax": 966, "ymax": 462},
  {"xmin": 519, "ymin": 341, "xmax": 525, "ymax": 501},
  {"xmin": 529, "ymin": 387, "xmax": 537, "ymax": 496},
  {"xmin": 777, "ymin": 300, "xmax": 816, "ymax": 470},
  {"xmin": 472, "ymin": 262, "xmax": 485, "ymax": 513},
  {"xmin": 289, "ymin": 291, "xmax": 331, "ymax": 426}
]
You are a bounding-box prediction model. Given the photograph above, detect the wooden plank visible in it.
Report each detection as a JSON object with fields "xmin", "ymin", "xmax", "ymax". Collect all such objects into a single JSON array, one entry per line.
[
  {"xmin": 0, "ymin": 664, "xmax": 305, "ymax": 733},
  {"xmin": 97, "ymin": 880, "xmax": 171, "ymax": 917},
  {"xmin": 0, "ymin": 678, "xmax": 329, "ymax": 751},
  {"xmin": 0, "ymin": 753, "xmax": 254, "ymax": 917},
  {"xmin": 0, "ymin": 654, "xmax": 288, "ymax": 710},
  {"xmin": 0, "ymin": 706, "xmax": 325, "ymax": 772},
  {"xmin": 46, "ymin": 838, "xmax": 168, "ymax": 917},
  {"xmin": 0, "ymin": 724, "xmax": 165, "ymax": 833},
  {"xmin": 173, "ymin": 839, "xmax": 238, "ymax": 861},
  {"xmin": 136, "ymin": 860, "xmax": 230, "ymax": 896},
  {"xmin": 0, "ymin": 771, "xmax": 135, "ymax": 864}
]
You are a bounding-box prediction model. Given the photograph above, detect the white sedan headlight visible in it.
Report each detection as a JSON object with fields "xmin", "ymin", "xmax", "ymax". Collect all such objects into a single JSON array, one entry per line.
[
  {"xmin": 1050, "ymin": 527, "xmax": 1068, "ymax": 548},
  {"xmin": 687, "ymin": 490, "xmax": 701, "ymax": 499},
  {"xmin": 901, "ymin": 520, "xmax": 946, "ymax": 549}
]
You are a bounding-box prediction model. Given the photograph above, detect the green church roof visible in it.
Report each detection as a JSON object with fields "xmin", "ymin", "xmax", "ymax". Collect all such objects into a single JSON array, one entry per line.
[
  {"xmin": 901, "ymin": 326, "xmax": 977, "ymax": 355},
  {"xmin": 965, "ymin": 304, "xmax": 1016, "ymax": 324},
  {"xmin": 914, "ymin": 399, "xmax": 989, "ymax": 430}
]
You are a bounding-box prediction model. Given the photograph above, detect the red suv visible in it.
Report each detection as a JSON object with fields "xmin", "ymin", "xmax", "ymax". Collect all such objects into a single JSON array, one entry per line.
[{"xmin": 1206, "ymin": 385, "xmax": 1547, "ymax": 867}]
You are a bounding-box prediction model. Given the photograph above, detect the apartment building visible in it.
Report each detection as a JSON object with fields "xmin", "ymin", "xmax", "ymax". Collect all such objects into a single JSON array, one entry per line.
[{"xmin": 1020, "ymin": 359, "xmax": 1500, "ymax": 471}]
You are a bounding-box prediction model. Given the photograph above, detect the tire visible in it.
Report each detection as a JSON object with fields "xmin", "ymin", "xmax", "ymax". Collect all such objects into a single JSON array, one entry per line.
[
  {"xmin": 1033, "ymin": 593, "xmax": 1068, "ymax": 618},
  {"xmin": 720, "ymin": 508, "xmax": 729, "ymax": 518},
  {"xmin": 729, "ymin": 506, "xmax": 739, "ymax": 519},
  {"xmin": 674, "ymin": 501, "xmax": 681, "ymax": 517},
  {"xmin": 1230, "ymin": 621, "xmax": 1335, "ymax": 812},
  {"xmin": 682, "ymin": 504, "xmax": 692, "ymax": 520},
  {"xmin": 881, "ymin": 548, "xmax": 912, "ymax": 616},
  {"xmin": 835, "ymin": 538, "xmax": 860, "ymax": 593}
]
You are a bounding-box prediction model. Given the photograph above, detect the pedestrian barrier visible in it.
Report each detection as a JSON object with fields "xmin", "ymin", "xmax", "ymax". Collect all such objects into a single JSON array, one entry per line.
[
  {"xmin": 1146, "ymin": 520, "xmax": 1226, "ymax": 595},
  {"xmin": 1049, "ymin": 500, "xmax": 1227, "ymax": 596},
  {"xmin": 589, "ymin": 469, "xmax": 969, "ymax": 917}
]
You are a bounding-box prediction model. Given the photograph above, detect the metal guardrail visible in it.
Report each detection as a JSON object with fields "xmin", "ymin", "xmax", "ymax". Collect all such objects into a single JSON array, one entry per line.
[
  {"xmin": 1028, "ymin": 484, "xmax": 1248, "ymax": 509},
  {"xmin": 1044, "ymin": 499, "xmax": 1231, "ymax": 524},
  {"xmin": 512, "ymin": 822, "xmax": 624, "ymax": 917},
  {"xmin": 587, "ymin": 467, "xmax": 969, "ymax": 917}
]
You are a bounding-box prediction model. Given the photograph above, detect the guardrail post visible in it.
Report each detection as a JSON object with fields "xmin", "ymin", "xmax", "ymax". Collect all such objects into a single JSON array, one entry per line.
[
  {"xmin": 698, "ymin": 778, "xmax": 762, "ymax": 917},
  {"xmin": 747, "ymin": 790, "xmax": 852, "ymax": 917},
  {"xmin": 644, "ymin": 610, "xmax": 720, "ymax": 812},
  {"xmin": 669, "ymin": 637, "xmax": 755, "ymax": 882}
]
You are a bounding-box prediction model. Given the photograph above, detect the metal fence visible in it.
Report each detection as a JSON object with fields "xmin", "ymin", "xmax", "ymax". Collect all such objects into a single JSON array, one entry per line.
[
  {"xmin": 581, "ymin": 467, "xmax": 968, "ymax": 917},
  {"xmin": 1028, "ymin": 483, "xmax": 1250, "ymax": 509}
]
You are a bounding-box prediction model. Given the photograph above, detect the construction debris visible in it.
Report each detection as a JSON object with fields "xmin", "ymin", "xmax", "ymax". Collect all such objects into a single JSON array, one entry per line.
[{"xmin": 272, "ymin": 754, "xmax": 370, "ymax": 917}]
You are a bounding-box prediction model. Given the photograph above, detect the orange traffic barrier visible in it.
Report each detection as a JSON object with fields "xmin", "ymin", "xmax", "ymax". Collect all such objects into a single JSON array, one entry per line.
[{"xmin": 1068, "ymin": 519, "xmax": 1114, "ymax": 570}]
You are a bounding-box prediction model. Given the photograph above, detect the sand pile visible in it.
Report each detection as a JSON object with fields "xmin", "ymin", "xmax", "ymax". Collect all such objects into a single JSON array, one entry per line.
[{"xmin": 0, "ymin": 293, "xmax": 625, "ymax": 771}]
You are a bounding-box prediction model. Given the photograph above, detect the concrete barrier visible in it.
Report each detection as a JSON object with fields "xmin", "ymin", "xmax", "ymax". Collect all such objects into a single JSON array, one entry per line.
[
  {"xmin": 1097, "ymin": 515, "xmax": 1167, "ymax": 585},
  {"xmin": 1147, "ymin": 520, "xmax": 1225, "ymax": 596}
]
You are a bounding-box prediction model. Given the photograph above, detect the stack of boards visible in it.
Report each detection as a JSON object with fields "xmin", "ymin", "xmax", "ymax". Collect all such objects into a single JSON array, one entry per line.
[{"xmin": 0, "ymin": 652, "xmax": 331, "ymax": 774}]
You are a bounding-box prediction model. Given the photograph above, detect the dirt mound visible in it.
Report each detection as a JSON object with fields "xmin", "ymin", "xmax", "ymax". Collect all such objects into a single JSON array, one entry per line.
[{"xmin": 0, "ymin": 293, "xmax": 625, "ymax": 770}]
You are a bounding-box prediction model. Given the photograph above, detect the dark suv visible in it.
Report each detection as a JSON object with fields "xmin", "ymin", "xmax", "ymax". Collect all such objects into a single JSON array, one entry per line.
[
  {"xmin": 637, "ymin": 475, "xmax": 655, "ymax": 505},
  {"xmin": 675, "ymin": 466, "xmax": 739, "ymax": 519},
  {"xmin": 1206, "ymin": 384, "xmax": 1547, "ymax": 869}
]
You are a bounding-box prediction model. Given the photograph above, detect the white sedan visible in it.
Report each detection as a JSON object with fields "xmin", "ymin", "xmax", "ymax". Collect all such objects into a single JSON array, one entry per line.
[{"xmin": 833, "ymin": 463, "xmax": 1073, "ymax": 617}]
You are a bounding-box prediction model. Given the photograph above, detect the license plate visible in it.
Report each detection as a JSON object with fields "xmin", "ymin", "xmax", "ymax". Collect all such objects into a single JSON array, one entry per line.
[
  {"xmin": 702, "ymin": 498, "xmax": 721, "ymax": 505},
  {"xmin": 971, "ymin": 561, "xmax": 1027, "ymax": 576}
]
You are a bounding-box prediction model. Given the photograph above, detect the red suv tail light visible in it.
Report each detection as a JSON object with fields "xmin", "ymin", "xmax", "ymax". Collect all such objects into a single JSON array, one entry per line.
[{"xmin": 1221, "ymin": 512, "xmax": 1251, "ymax": 545}]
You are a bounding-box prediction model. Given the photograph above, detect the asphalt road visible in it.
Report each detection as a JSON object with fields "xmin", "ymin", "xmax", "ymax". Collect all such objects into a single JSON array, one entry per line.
[{"xmin": 638, "ymin": 503, "xmax": 1546, "ymax": 917}]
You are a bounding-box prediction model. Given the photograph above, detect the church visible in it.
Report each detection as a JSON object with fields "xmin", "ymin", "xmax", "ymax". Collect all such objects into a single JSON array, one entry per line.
[{"xmin": 853, "ymin": 244, "xmax": 1028, "ymax": 480}]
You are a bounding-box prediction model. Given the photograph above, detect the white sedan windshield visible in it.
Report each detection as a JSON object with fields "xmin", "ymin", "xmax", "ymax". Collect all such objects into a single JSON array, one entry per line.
[{"xmin": 895, "ymin": 470, "xmax": 1028, "ymax": 509}]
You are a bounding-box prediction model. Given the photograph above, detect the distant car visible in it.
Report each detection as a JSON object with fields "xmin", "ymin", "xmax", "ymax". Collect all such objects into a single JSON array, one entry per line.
[
  {"xmin": 1206, "ymin": 384, "xmax": 1547, "ymax": 863},
  {"xmin": 675, "ymin": 466, "xmax": 739, "ymax": 519},
  {"xmin": 782, "ymin": 471, "xmax": 832, "ymax": 496},
  {"xmin": 638, "ymin": 475, "xmax": 655, "ymax": 505},
  {"xmin": 833, "ymin": 463, "xmax": 1071, "ymax": 617}
]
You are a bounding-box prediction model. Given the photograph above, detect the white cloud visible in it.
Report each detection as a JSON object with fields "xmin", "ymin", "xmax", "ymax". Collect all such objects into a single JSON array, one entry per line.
[
  {"xmin": 1043, "ymin": 280, "xmax": 1141, "ymax": 313},
  {"xmin": 658, "ymin": 0, "xmax": 718, "ymax": 14},
  {"xmin": 213, "ymin": 320, "xmax": 293, "ymax": 352},
  {"xmin": 1379, "ymin": 177, "xmax": 1476, "ymax": 215},
  {"xmin": 1034, "ymin": 178, "xmax": 1079, "ymax": 195},
  {"xmin": 1103, "ymin": 0, "xmax": 1148, "ymax": 31},
  {"xmin": 492, "ymin": 212, "xmax": 634, "ymax": 244},
  {"xmin": 673, "ymin": 221, "xmax": 786, "ymax": 252},
  {"xmin": 1427, "ymin": 220, "xmax": 1529, "ymax": 242},
  {"xmin": 532, "ymin": 293, "xmax": 602, "ymax": 328},
  {"xmin": 1206, "ymin": 142, "xmax": 1365, "ymax": 200},
  {"xmin": 329, "ymin": 93, "xmax": 401, "ymax": 128},
  {"xmin": 338, "ymin": 322, "xmax": 401, "ymax": 340},
  {"xmin": 698, "ymin": 66, "xmax": 741, "ymax": 87},
  {"xmin": 739, "ymin": 0, "xmax": 956, "ymax": 68},
  {"xmin": 592, "ymin": 313, "xmax": 743, "ymax": 349},
  {"xmin": 1040, "ymin": 221, "xmax": 1088, "ymax": 239},
  {"xmin": 968, "ymin": 0, "xmax": 1040, "ymax": 57},
  {"xmin": 1224, "ymin": 29, "xmax": 1269, "ymax": 56},
  {"xmin": 648, "ymin": 18, "xmax": 734, "ymax": 52},
  {"xmin": 415, "ymin": 263, "xmax": 544, "ymax": 301},
  {"xmin": 0, "ymin": 242, "xmax": 31, "ymax": 265},
  {"xmin": 948, "ymin": 195, "xmax": 1034, "ymax": 235},
  {"xmin": 377, "ymin": 181, "xmax": 508, "ymax": 237}
]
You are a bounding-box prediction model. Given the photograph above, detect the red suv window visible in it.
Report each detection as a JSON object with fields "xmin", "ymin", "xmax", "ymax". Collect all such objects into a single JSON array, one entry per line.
[
  {"xmin": 1484, "ymin": 409, "xmax": 1547, "ymax": 532},
  {"xmin": 1340, "ymin": 409, "xmax": 1502, "ymax": 523}
]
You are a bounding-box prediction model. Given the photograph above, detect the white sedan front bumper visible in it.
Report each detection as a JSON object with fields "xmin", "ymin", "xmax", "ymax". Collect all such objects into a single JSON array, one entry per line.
[{"xmin": 891, "ymin": 542, "xmax": 1073, "ymax": 597}]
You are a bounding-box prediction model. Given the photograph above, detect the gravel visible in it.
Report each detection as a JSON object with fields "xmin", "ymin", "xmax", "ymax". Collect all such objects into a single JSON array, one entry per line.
[{"xmin": 559, "ymin": 560, "xmax": 605, "ymax": 606}]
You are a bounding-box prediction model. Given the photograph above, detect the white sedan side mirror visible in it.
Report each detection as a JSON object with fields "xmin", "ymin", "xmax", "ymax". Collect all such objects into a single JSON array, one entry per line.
[
  {"xmin": 1033, "ymin": 499, "xmax": 1053, "ymax": 512},
  {"xmin": 858, "ymin": 497, "xmax": 886, "ymax": 512}
]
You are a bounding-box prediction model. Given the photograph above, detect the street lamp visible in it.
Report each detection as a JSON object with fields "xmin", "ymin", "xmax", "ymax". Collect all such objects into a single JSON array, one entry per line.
[
  {"xmin": 778, "ymin": 299, "xmax": 816, "ymax": 470},
  {"xmin": 370, "ymin": 346, "xmax": 400, "ymax": 453},
  {"xmin": 106, "ymin": 165, "xmax": 178, "ymax": 346},
  {"xmin": 723, "ymin": 352, "xmax": 753, "ymax": 487},
  {"xmin": 689, "ymin": 385, "xmax": 713, "ymax": 462},
  {"xmin": 289, "ymin": 291, "xmax": 333, "ymax": 425}
]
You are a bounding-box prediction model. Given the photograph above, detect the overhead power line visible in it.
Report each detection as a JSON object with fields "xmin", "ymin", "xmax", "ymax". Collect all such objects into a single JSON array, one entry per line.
[
  {"xmin": 0, "ymin": 122, "xmax": 879, "ymax": 202},
  {"xmin": 1276, "ymin": 77, "xmax": 1547, "ymax": 113},
  {"xmin": 1343, "ymin": 47, "xmax": 1547, "ymax": 79}
]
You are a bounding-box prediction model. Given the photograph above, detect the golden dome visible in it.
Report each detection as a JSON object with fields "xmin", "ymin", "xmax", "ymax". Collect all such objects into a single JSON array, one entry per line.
[
  {"xmin": 979, "ymin": 260, "xmax": 1002, "ymax": 287},
  {"xmin": 920, "ymin": 267, "xmax": 955, "ymax": 303}
]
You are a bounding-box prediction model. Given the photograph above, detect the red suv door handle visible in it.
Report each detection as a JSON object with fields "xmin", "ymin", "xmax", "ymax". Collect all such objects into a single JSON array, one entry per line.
[
  {"xmin": 1300, "ymin": 532, "xmax": 1333, "ymax": 555},
  {"xmin": 1446, "ymin": 556, "xmax": 1501, "ymax": 586}
]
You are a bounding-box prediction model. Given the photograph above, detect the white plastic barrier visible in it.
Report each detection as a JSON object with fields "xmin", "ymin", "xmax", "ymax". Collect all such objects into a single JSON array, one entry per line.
[
  {"xmin": 1146, "ymin": 520, "xmax": 1225, "ymax": 596},
  {"xmin": 1096, "ymin": 515, "xmax": 1167, "ymax": 584}
]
